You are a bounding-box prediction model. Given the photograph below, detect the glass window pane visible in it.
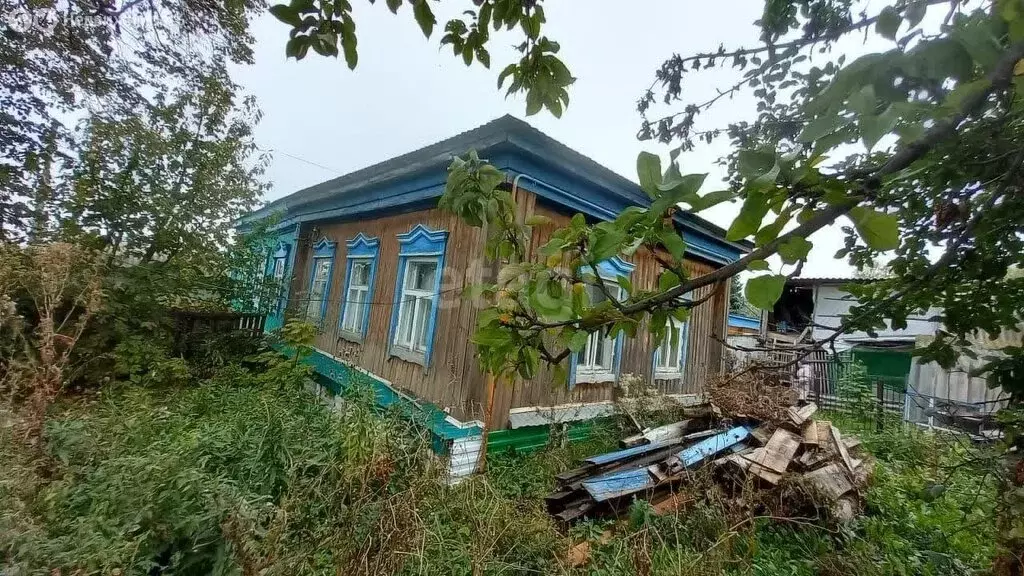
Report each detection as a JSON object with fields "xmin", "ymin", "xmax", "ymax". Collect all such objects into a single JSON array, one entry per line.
[
  {"xmin": 408, "ymin": 261, "xmax": 437, "ymax": 291},
  {"xmin": 352, "ymin": 261, "xmax": 369, "ymax": 286},
  {"xmin": 414, "ymin": 297, "xmax": 430, "ymax": 351},
  {"xmin": 398, "ymin": 295, "xmax": 415, "ymax": 346}
]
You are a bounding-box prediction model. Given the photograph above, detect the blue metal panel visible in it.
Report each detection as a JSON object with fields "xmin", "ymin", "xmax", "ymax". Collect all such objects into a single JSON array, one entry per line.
[
  {"xmin": 728, "ymin": 313, "xmax": 761, "ymax": 330},
  {"xmin": 582, "ymin": 468, "xmax": 655, "ymax": 502},
  {"xmin": 676, "ymin": 426, "xmax": 750, "ymax": 468},
  {"xmin": 584, "ymin": 440, "xmax": 676, "ymax": 466}
]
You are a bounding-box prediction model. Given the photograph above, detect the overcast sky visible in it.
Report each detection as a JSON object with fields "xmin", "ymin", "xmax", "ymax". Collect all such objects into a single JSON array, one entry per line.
[{"xmin": 231, "ymin": 1, "xmax": 884, "ymax": 278}]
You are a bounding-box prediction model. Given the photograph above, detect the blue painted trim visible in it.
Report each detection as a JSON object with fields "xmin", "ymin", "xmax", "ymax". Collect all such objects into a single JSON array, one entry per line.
[
  {"xmin": 338, "ymin": 234, "xmax": 380, "ymax": 338},
  {"xmin": 295, "ymin": 346, "xmax": 482, "ymax": 440},
  {"xmin": 306, "ymin": 238, "xmax": 337, "ymax": 324},
  {"xmin": 242, "ymin": 142, "xmax": 746, "ymax": 265},
  {"xmin": 676, "ymin": 426, "xmax": 750, "ymax": 468},
  {"xmin": 388, "ymin": 224, "xmax": 449, "ymax": 366},
  {"xmin": 728, "ymin": 313, "xmax": 761, "ymax": 330}
]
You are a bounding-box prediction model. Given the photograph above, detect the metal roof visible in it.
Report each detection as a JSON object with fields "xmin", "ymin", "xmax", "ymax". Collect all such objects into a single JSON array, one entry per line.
[{"xmin": 241, "ymin": 115, "xmax": 752, "ymax": 258}]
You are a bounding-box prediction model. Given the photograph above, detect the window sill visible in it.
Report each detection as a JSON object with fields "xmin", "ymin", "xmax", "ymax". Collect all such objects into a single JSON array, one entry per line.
[
  {"xmin": 337, "ymin": 330, "xmax": 364, "ymax": 345},
  {"xmin": 653, "ymin": 371, "xmax": 684, "ymax": 381},
  {"xmin": 574, "ymin": 371, "xmax": 616, "ymax": 385},
  {"xmin": 390, "ymin": 346, "xmax": 427, "ymax": 367}
]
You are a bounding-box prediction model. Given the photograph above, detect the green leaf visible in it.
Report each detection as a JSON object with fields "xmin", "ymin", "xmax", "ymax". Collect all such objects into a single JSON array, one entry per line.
[
  {"xmin": 588, "ymin": 226, "xmax": 626, "ymax": 261},
  {"xmin": 525, "ymin": 89, "xmax": 543, "ymax": 116},
  {"xmin": 745, "ymin": 274, "xmax": 786, "ymax": 310},
  {"xmin": 849, "ymin": 207, "xmax": 899, "ymax": 251},
  {"xmin": 747, "ymin": 259, "xmax": 770, "ymax": 271},
  {"xmin": 859, "ymin": 104, "xmax": 900, "ymax": 151},
  {"xmin": 876, "ymin": 6, "xmax": 901, "ymax": 40},
  {"xmin": 637, "ymin": 152, "xmax": 662, "ymax": 197},
  {"xmin": 726, "ymin": 190, "xmax": 771, "ymax": 241},
  {"xmin": 688, "ymin": 189, "xmax": 736, "ymax": 212},
  {"xmin": 736, "ymin": 149, "xmax": 779, "ymax": 189},
  {"xmin": 616, "ymin": 274, "xmax": 633, "ymax": 296},
  {"xmin": 269, "ymin": 4, "xmax": 302, "ymax": 26},
  {"xmin": 568, "ymin": 329, "xmax": 589, "ymax": 353},
  {"xmin": 385, "ymin": 0, "xmax": 401, "ymax": 13},
  {"xmin": 658, "ymin": 270, "xmax": 681, "ymax": 292},
  {"xmin": 524, "ymin": 214, "xmax": 552, "ymax": 227},
  {"xmin": 797, "ymin": 114, "xmax": 852, "ymax": 143},
  {"xmin": 658, "ymin": 228, "xmax": 686, "ymax": 261},
  {"xmin": 906, "ymin": 0, "xmax": 927, "ymax": 27},
  {"xmin": 777, "ymin": 237, "xmax": 813, "ymax": 264},
  {"xmin": 497, "ymin": 64, "xmax": 517, "ymax": 88},
  {"xmin": 413, "ymin": 0, "xmax": 435, "ymax": 38},
  {"xmin": 340, "ymin": 18, "xmax": 358, "ymax": 69}
]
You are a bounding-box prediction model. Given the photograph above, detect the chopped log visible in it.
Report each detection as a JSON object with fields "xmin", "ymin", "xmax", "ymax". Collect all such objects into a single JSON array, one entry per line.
[
  {"xmin": 829, "ymin": 424, "xmax": 857, "ymax": 473},
  {"xmin": 842, "ymin": 435, "xmax": 862, "ymax": 450},
  {"xmin": 796, "ymin": 448, "xmax": 832, "ymax": 471},
  {"xmin": 804, "ymin": 463, "xmax": 854, "ymax": 501},
  {"xmin": 788, "ymin": 403, "xmax": 818, "ymax": 427},
  {"xmin": 801, "ymin": 420, "xmax": 820, "ymax": 446}
]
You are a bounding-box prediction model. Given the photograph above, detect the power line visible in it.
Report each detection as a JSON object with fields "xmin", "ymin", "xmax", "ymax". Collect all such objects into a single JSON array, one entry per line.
[{"xmin": 256, "ymin": 145, "xmax": 345, "ymax": 175}]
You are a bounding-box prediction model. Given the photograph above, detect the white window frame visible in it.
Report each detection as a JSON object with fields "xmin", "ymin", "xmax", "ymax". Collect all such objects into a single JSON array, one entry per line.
[
  {"xmin": 574, "ymin": 281, "xmax": 623, "ymax": 384},
  {"xmin": 654, "ymin": 318, "xmax": 688, "ymax": 379},
  {"xmin": 305, "ymin": 257, "xmax": 332, "ymax": 322},
  {"xmin": 340, "ymin": 258, "xmax": 372, "ymax": 335},
  {"xmin": 392, "ymin": 258, "xmax": 438, "ymax": 357}
]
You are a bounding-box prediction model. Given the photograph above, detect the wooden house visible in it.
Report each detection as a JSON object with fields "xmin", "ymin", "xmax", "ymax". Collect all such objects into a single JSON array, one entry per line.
[{"xmin": 239, "ymin": 116, "xmax": 750, "ymax": 478}]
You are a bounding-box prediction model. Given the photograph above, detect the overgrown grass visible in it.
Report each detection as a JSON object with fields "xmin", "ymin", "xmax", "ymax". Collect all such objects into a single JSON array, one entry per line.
[{"xmin": 0, "ymin": 368, "xmax": 1000, "ymax": 575}]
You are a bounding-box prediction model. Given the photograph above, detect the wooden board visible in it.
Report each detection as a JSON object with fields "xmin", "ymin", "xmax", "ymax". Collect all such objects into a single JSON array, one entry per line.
[
  {"xmin": 801, "ymin": 420, "xmax": 820, "ymax": 446},
  {"xmin": 804, "ymin": 463, "xmax": 854, "ymax": 500},
  {"xmin": 739, "ymin": 448, "xmax": 785, "ymax": 484},
  {"xmin": 745, "ymin": 428, "xmax": 801, "ymax": 474},
  {"xmin": 788, "ymin": 403, "xmax": 818, "ymax": 427},
  {"xmin": 829, "ymin": 424, "xmax": 857, "ymax": 472}
]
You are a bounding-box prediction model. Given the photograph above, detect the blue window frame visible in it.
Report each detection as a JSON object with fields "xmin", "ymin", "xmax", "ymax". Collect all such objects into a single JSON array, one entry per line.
[
  {"xmin": 338, "ymin": 233, "xmax": 380, "ymax": 341},
  {"xmin": 569, "ymin": 256, "xmax": 635, "ymax": 389},
  {"xmin": 305, "ymin": 238, "xmax": 336, "ymax": 325},
  {"xmin": 388, "ymin": 224, "xmax": 448, "ymax": 366}
]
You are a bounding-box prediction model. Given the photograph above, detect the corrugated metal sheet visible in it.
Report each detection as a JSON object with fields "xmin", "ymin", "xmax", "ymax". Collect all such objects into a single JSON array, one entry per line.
[{"xmin": 447, "ymin": 435, "xmax": 483, "ymax": 484}]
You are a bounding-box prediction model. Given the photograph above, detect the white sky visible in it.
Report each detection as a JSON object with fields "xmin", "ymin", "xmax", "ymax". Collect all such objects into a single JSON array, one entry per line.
[{"xmin": 230, "ymin": 1, "xmax": 909, "ymax": 278}]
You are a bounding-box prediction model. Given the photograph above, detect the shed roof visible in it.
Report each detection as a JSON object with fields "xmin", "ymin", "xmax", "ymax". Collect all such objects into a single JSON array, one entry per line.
[{"xmin": 241, "ymin": 115, "xmax": 751, "ymax": 264}]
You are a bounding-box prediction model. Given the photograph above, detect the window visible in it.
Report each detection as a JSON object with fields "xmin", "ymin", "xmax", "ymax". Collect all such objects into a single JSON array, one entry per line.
[
  {"xmin": 574, "ymin": 283, "xmax": 623, "ymax": 383},
  {"xmin": 388, "ymin": 224, "xmax": 448, "ymax": 366},
  {"xmin": 394, "ymin": 259, "xmax": 437, "ymax": 353},
  {"xmin": 305, "ymin": 239, "xmax": 336, "ymax": 323},
  {"xmin": 339, "ymin": 233, "xmax": 379, "ymax": 340},
  {"xmin": 569, "ymin": 256, "xmax": 635, "ymax": 388},
  {"xmin": 272, "ymin": 257, "xmax": 286, "ymax": 282},
  {"xmin": 654, "ymin": 318, "xmax": 689, "ymax": 378}
]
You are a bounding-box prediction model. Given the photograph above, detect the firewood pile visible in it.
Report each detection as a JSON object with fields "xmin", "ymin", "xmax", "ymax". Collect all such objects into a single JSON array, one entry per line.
[{"xmin": 545, "ymin": 399, "xmax": 873, "ymax": 524}]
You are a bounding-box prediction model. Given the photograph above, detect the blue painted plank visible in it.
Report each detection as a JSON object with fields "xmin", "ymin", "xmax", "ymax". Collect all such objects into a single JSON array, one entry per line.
[
  {"xmin": 582, "ymin": 468, "xmax": 655, "ymax": 502},
  {"xmin": 584, "ymin": 440, "xmax": 676, "ymax": 466},
  {"xmin": 676, "ymin": 426, "xmax": 750, "ymax": 468}
]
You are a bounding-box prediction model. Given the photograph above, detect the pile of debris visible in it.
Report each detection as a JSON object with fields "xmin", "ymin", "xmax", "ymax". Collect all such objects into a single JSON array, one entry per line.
[{"xmin": 545, "ymin": 401, "xmax": 873, "ymax": 524}]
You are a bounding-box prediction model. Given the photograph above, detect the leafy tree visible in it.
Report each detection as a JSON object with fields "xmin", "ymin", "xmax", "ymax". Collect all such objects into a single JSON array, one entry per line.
[
  {"xmin": 0, "ymin": 0, "xmax": 264, "ymax": 241},
  {"xmin": 729, "ymin": 278, "xmax": 757, "ymax": 317}
]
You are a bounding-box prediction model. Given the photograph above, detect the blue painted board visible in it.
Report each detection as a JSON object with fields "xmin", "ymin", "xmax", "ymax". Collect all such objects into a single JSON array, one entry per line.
[
  {"xmin": 582, "ymin": 468, "xmax": 655, "ymax": 502},
  {"xmin": 676, "ymin": 426, "xmax": 750, "ymax": 468},
  {"xmin": 584, "ymin": 440, "xmax": 676, "ymax": 466}
]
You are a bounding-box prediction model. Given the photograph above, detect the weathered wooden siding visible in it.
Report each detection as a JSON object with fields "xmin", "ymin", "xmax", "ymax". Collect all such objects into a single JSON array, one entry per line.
[
  {"xmin": 284, "ymin": 188, "xmax": 730, "ymax": 429},
  {"xmin": 288, "ymin": 209, "xmax": 489, "ymax": 422}
]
